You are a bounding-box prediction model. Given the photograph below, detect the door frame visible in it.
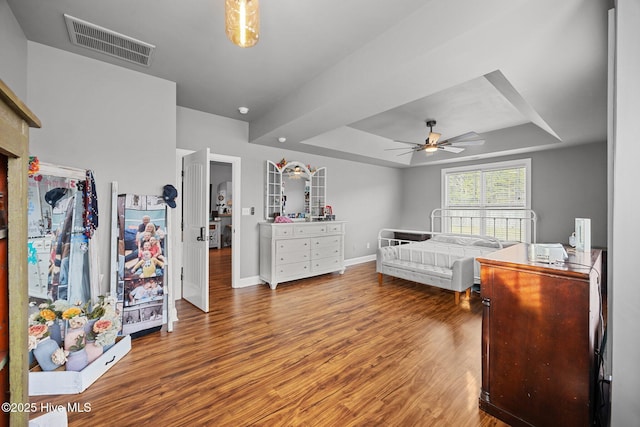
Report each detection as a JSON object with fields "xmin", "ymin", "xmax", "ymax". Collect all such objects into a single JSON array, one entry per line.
[
  {"xmin": 174, "ymin": 149, "xmax": 241, "ymax": 298},
  {"xmin": 209, "ymin": 153, "xmax": 241, "ymax": 288}
]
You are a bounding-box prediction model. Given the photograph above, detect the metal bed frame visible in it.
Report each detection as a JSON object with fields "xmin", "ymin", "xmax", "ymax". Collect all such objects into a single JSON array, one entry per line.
[{"xmin": 430, "ymin": 208, "xmax": 537, "ymax": 243}]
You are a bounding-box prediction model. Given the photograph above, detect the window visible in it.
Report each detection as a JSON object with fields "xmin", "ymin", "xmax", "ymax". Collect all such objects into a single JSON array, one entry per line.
[{"xmin": 441, "ymin": 159, "xmax": 532, "ymax": 241}]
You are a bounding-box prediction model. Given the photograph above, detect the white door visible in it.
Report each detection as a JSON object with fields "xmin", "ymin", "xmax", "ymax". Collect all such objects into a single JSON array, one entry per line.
[{"xmin": 182, "ymin": 148, "xmax": 210, "ymax": 312}]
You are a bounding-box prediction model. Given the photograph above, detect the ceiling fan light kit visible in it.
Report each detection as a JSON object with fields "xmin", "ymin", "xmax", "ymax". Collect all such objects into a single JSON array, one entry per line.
[
  {"xmin": 424, "ymin": 145, "xmax": 439, "ymax": 153},
  {"xmin": 225, "ymin": 0, "xmax": 260, "ymax": 48}
]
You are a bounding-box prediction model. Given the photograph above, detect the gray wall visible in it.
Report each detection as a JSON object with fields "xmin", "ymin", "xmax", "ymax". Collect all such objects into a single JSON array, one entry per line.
[
  {"xmin": 0, "ymin": 0, "xmax": 27, "ymax": 98},
  {"xmin": 26, "ymin": 42, "xmax": 177, "ymax": 293},
  {"xmin": 399, "ymin": 142, "xmax": 608, "ymax": 248}
]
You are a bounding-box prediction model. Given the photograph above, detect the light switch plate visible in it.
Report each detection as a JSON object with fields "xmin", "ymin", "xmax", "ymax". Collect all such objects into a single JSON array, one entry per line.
[{"xmin": 242, "ymin": 207, "xmax": 251, "ymax": 215}]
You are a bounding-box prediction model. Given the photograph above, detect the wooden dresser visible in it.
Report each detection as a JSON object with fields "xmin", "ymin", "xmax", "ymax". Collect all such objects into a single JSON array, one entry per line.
[
  {"xmin": 259, "ymin": 221, "xmax": 345, "ymax": 289},
  {"xmin": 477, "ymin": 243, "xmax": 602, "ymax": 427}
]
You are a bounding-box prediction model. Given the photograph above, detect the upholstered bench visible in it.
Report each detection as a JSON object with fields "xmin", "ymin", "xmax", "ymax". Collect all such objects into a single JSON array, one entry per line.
[{"xmin": 376, "ymin": 234, "xmax": 502, "ymax": 303}]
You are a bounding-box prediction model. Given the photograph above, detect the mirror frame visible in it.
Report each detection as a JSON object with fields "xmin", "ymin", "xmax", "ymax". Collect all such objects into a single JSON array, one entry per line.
[{"xmin": 264, "ymin": 160, "xmax": 326, "ymax": 221}]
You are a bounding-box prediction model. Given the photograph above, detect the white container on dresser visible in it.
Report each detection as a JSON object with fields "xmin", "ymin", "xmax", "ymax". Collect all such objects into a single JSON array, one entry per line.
[{"xmin": 259, "ymin": 221, "xmax": 346, "ymax": 289}]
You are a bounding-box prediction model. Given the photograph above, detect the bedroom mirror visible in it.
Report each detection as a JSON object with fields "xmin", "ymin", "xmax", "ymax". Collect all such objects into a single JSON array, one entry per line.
[
  {"xmin": 282, "ymin": 162, "xmax": 311, "ymax": 218},
  {"xmin": 265, "ymin": 160, "xmax": 326, "ymax": 221},
  {"xmin": 27, "ymin": 162, "xmax": 95, "ymax": 306}
]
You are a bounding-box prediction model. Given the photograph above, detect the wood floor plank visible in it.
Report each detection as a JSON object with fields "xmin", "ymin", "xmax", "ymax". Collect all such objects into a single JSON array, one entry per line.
[{"xmin": 30, "ymin": 248, "xmax": 506, "ymax": 426}]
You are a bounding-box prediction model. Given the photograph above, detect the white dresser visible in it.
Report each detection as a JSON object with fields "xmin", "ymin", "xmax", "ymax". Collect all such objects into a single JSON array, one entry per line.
[{"xmin": 259, "ymin": 221, "xmax": 346, "ymax": 289}]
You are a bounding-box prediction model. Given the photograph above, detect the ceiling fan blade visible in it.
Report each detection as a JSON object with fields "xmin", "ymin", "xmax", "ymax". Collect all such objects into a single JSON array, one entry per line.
[
  {"xmin": 439, "ymin": 146, "xmax": 465, "ymax": 154},
  {"xmin": 443, "ymin": 131, "xmax": 480, "ymax": 142},
  {"xmin": 385, "ymin": 147, "xmax": 418, "ymax": 151},
  {"xmin": 393, "ymin": 139, "xmax": 421, "ymax": 145},
  {"xmin": 396, "ymin": 151, "xmax": 415, "ymax": 156},
  {"xmin": 450, "ymin": 139, "xmax": 485, "ymax": 146}
]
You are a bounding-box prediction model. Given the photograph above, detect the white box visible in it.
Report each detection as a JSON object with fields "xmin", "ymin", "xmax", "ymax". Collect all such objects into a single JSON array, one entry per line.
[
  {"xmin": 575, "ymin": 218, "xmax": 591, "ymax": 253},
  {"xmin": 29, "ymin": 335, "xmax": 131, "ymax": 396}
]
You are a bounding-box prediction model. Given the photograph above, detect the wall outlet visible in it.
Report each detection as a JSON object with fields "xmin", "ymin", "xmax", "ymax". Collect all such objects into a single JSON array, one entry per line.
[{"xmin": 366, "ymin": 242, "xmax": 370, "ymax": 249}]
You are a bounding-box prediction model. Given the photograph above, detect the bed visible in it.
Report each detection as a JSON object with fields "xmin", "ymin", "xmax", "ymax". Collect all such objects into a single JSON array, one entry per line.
[{"xmin": 376, "ymin": 208, "xmax": 537, "ymax": 303}]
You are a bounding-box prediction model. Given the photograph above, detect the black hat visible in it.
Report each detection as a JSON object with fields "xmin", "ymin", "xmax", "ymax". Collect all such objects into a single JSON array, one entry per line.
[
  {"xmin": 163, "ymin": 184, "xmax": 178, "ymax": 208},
  {"xmin": 44, "ymin": 188, "xmax": 68, "ymax": 207}
]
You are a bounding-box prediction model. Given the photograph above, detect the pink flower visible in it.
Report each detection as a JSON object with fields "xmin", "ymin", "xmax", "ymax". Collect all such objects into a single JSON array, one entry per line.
[
  {"xmin": 93, "ymin": 319, "xmax": 113, "ymax": 334},
  {"xmin": 28, "ymin": 324, "xmax": 48, "ymax": 339}
]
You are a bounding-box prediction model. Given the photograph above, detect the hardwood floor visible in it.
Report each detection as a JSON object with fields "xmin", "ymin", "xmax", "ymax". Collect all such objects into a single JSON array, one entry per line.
[{"xmin": 30, "ymin": 248, "xmax": 506, "ymax": 426}]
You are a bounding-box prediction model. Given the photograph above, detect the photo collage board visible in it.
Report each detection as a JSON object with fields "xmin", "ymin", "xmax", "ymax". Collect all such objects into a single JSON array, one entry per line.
[{"xmin": 116, "ymin": 194, "xmax": 167, "ymax": 336}]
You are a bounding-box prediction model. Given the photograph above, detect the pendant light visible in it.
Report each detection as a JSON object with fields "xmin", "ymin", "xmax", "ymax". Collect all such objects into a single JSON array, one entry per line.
[{"xmin": 225, "ymin": 0, "xmax": 260, "ymax": 48}]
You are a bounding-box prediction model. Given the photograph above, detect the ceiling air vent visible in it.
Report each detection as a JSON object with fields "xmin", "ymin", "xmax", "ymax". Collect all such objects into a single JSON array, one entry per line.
[{"xmin": 64, "ymin": 14, "xmax": 155, "ymax": 67}]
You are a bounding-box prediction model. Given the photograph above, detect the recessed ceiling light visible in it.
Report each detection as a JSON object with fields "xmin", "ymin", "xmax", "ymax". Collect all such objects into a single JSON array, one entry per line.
[
  {"xmin": 238, "ymin": 107, "xmax": 249, "ymax": 114},
  {"xmin": 278, "ymin": 137, "xmax": 286, "ymax": 143}
]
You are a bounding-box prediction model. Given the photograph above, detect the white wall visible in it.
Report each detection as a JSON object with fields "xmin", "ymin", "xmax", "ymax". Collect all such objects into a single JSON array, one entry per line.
[
  {"xmin": 611, "ymin": 2, "xmax": 640, "ymax": 425},
  {"xmin": 177, "ymin": 106, "xmax": 403, "ymax": 278},
  {"xmin": 399, "ymin": 142, "xmax": 608, "ymax": 247},
  {"xmin": 26, "ymin": 42, "xmax": 177, "ymax": 294}
]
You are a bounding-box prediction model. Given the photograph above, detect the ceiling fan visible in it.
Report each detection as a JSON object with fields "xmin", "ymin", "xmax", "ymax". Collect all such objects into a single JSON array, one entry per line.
[{"xmin": 387, "ymin": 120, "xmax": 485, "ymax": 156}]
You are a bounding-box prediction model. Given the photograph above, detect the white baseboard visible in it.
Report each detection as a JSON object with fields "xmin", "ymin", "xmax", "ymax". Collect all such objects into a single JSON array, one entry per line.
[
  {"xmin": 345, "ymin": 254, "xmax": 376, "ymax": 266},
  {"xmin": 234, "ymin": 275, "xmax": 263, "ymax": 288},
  {"xmin": 232, "ymin": 256, "xmax": 375, "ymax": 289}
]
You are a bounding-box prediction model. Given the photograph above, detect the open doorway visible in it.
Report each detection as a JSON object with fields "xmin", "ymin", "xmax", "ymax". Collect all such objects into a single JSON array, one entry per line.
[
  {"xmin": 175, "ymin": 149, "xmax": 241, "ymax": 313},
  {"xmin": 209, "ymin": 161, "xmax": 233, "ymax": 289}
]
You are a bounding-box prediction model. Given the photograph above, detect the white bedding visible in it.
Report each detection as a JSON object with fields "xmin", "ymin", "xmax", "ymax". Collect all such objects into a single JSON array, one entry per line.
[{"xmin": 394, "ymin": 234, "xmax": 502, "ymax": 283}]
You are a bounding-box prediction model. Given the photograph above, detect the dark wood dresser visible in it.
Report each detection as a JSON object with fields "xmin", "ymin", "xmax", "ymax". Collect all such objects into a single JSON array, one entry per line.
[{"xmin": 477, "ymin": 243, "xmax": 602, "ymax": 427}]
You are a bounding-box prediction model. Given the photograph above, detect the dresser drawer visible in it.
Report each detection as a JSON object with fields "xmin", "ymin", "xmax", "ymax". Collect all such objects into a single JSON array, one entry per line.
[
  {"xmin": 312, "ymin": 246, "xmax": 341, "ymax": 259},
  {"xmin": 312, "ymin": 235, "xmax": 342, "ymax": 248},
  {"xmin": 325, "ymin": 223, "xmax": 343, "ymax": 233},
  {"xmin": 294, "ymin": 224, "xmax": 327, "ymax": 235},
  {"xmin": 274, "ymin": 225, "xmax": 294, "ymax": 237},
  {"xmin": 277, "ymin": 261, "xmax": 310, "ymax": 277},
  {"xmin": 276, "ymin": 250, "xmax": 310, "ymax": 265},
  {"xmin": 276, "ymin": 238, "xmax": 310, "ymax": 253},
  {"xmin": 311, "ymin": 256, "xmax": 342, "ymax": 271}
]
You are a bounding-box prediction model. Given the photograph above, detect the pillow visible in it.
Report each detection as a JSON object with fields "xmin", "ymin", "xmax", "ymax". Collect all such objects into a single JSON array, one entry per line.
[
  {"xmin": 431, "ymin": 233, "xmax": 502, "ymax": 248},
  {"xmin": 471, "ymin": 239, "xmax": 502, "ymax": 248}
]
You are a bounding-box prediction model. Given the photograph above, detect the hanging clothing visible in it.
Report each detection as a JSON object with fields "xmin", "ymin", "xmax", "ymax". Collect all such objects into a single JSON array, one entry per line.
[{"xmin": 81, "ymin": 170, "xmax": 98, "ymax": 238}]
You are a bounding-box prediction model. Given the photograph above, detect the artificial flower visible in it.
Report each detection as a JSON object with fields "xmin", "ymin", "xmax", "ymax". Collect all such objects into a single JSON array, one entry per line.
[
  {"xmin": 84, "ymin": 295, "xmax": 113, "ymax": 320},
  {"xmin": 28, "ymin": 324, "xmax": 48, "ymax": 339},
  {"xmin": 38, "ymin": 309, "xmax": 57, "ymax": 322},
  {"xmin": 29, "ymin": 299, "xmax": 70, "ymax": 326},
  {"xmin": 93, "ymin": 315, "xmax": 121, "ymax": 348},
  {"xmin": 93, "ymin": 319, "xmax": 113, "ymax": 334},
  {"xmin": 28, "ymin": 156, "xmax": 40, "ymax": 175},
  {"xmin": 51, "ymin": 348, "xmax": 67, "ymax": 365},
  {"xmin": 50, "ymin": 299, "xmax": 71, "ymax": 313},
  {"xmin": 28, "ymin": 335, "xmax": 39, "ymax": 351},
  {"xmin": 62, "ymin": 306, "xmax": 83, "ymax": 320}
]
